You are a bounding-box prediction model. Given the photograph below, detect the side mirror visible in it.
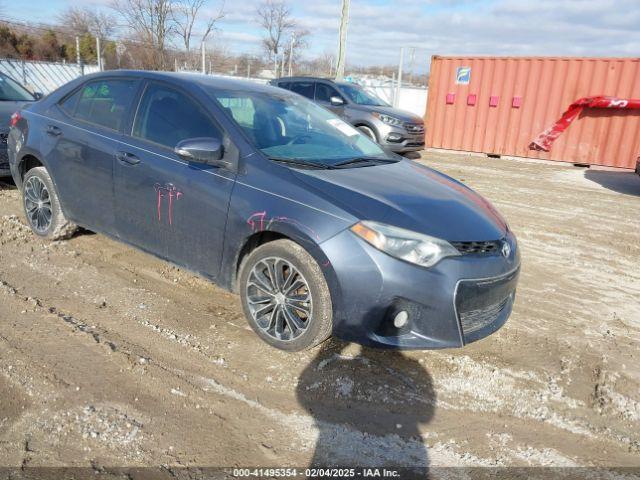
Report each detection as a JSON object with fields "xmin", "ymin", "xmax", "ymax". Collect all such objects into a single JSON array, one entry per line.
[
  {"xmin": 33, "ymin": 92, "xmax": 44, "ymax": 100},
  {"xmin": 175, "ymin": 137, "xmax": 229, "ymax": 168},
  {"xmin": 330, "ymin": 96, "xmax": 345, "ymax": 106}
]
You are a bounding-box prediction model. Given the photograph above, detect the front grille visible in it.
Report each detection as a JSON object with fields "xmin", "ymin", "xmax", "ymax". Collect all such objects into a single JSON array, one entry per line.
[
  {"xmin": 451, "ymin": 240, "xmax": 501, "ymax": 255},
  {"xmin": 459, "ymin": 294, "xmax": 511, "ymax": 335},
  {"xmin": 456, "ymin": 268, "xmax": 519, "ymax": 343},
  {"xmin": 404, "ymin": 123, "xmax": 424, "ymax": 134}
]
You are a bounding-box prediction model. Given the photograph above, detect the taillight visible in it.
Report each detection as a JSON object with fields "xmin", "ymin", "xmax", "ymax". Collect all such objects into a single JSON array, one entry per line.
[{"xmin": 9, "ymin": 111, "xmax": 21, "ymax": 127}]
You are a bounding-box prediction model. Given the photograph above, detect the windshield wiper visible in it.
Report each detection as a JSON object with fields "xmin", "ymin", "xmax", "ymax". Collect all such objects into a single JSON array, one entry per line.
[
  {"xmin": 332, "ymin": 157, "xmax": 399, "ymax": 168},
  {"xmin": 268, "ymin": 156, "xmax": 334, "ymax": 169}
]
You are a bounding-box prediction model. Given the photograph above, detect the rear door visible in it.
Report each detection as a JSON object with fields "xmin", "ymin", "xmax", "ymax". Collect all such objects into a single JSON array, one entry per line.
[
  {"xmin": 114, "ymin": 80, "xmax": 236, "ymax": 278},
  {"xmin": 288, "ymin": 81, "xmax": 315, "ymax": 100},
  {"xmin": 49, "ymin": 78, "xmax": 140, "ymax": 233}
]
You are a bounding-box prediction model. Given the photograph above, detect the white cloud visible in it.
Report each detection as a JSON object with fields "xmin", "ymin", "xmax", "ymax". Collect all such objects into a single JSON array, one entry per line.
[{"xmin": 20, "ymin": 0, "xmax": 640, "ymax": 71}]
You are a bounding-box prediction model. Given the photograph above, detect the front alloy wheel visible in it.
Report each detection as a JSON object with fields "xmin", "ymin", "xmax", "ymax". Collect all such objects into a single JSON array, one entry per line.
[
  {"xmin": 246, "ymin": 257, "xmax": 312, "ymax": 341},
  {"xmin": 239, "ymin": 239, "xmax": 333, "ymax": 351}
]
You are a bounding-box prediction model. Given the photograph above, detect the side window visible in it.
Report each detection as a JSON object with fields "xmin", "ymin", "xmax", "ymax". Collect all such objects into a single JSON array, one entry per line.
[
  {"xmin": 59, "ymin": 89, "xmax": 81, "ymax": 115},
  {"xmin": 315, "ymin": 83, "xmax": 342, "ymax": 103},
  {"xmin": 289, "ymin": 81, "xmax": 315, "ymax": 99},
  {"xmin": 71, "ymin": 79, "xmax": 137, "ymax": 131},
  {"xmin": 217, "ymin": 96, "xmax": 255, "ymax": 128},
  {"xmin": 278, "ymin": 82, "xmax": 291, "ymax": 90},
  {"xmin": 133, "ymin": 83, "xmax": 221, "ymax": 149}
]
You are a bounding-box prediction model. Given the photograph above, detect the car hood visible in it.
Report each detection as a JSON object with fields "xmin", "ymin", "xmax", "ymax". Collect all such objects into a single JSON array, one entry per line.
[
  {"xmin": 290, "ymin": 160, "xmax": 508, "ymax": 242},
  {"xmin": 351, "ymin": 104, "xmax": 423, "ymax": 124},
  {"xmin": 0, "ymin": 101, "xmax": 33, "ymax": 130}
]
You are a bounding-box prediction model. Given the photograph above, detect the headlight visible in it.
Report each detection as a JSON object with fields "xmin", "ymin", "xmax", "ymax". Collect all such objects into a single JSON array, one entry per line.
[
  {"xmin": 373, "ymin": 112, "xmax": 404, "ymax": 127},
  {"xmin": 351, "ymin": 221, "xmax": 460, "ymax": 268}
]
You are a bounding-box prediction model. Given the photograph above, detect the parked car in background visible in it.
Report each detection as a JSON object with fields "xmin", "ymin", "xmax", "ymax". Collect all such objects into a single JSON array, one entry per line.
[
  {"xmin": 8, "ymin": 71, "xmax": 519, "ymax": 351},
  {"xmin": 0, "ymin": 73, "xmax": 38, "ymax": 177},
  {"xmin": 270, "ymin": 76, "xmax": 425, "ymax": 154}
]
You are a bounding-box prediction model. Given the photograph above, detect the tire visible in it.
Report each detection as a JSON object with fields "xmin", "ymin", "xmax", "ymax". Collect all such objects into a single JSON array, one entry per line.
[
  {"xmin": 22, "ymin": 166, "xmax": 77, "ymax": 241},
  {"xmin": 238, "ymin": 239, "xmax": 333, "ymax": 351},
  {"xmin": 357, "ymin": 125, "xmax": 378, "ymax": 142}
]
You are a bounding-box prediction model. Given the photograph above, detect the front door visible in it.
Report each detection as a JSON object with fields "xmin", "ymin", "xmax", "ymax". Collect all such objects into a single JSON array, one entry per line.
[
  {"xmin": 114, "ymin": 81, "xmax": 236, "ymax": 278},
  {"xmin": 314, "ymin": 82, "xmax": 346, "ymax": 116}
]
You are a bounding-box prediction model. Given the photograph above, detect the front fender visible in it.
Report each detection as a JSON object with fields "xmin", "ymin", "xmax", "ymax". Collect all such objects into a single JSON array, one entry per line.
[{"xmin": 218, "ymin": 181, "xmax": 352, "ymax": 320}]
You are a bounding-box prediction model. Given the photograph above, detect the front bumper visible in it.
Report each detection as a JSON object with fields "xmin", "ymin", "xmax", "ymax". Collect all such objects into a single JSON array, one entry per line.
[
  {"xmin": 320, "ymin": 229, "xmax": 520, "ymax": 349},
  {"xmin": 0, "ymin": 147, "xmax": 10, "ymax": 177},
  {"xmin": 376, "ymin": 123, "xmax": 425, "ymax": 153},
  {"xmin": 0, "ymin": 131, "xmax": 9, "ymax": 177}
]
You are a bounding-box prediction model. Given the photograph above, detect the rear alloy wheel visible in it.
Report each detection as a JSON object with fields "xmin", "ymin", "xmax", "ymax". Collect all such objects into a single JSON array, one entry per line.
[
  {"xmin": 239, "ymin": 239, "xmax": 333, "ymax": 351},
  {"xmin": 24, "ymin": 175, "xmax": 52, "ymax": 235},
  {"xmin": 22, "ymin": 167, "xmax": 77, "ymax": 240}
]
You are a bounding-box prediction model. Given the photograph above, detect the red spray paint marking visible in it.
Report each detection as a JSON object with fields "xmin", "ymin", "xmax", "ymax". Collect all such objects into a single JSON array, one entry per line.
[
  {"xmin": 530, "ymin": 96, "xmax": 640, "ymax": 152},
  {"xmin": 246, "ymin": 211, "xmax": 320, "ymax": 241},
  {"xmin": 154, "ymin": 183, "xmax": 183, "ymax": 225},
  {"xmin": 247, "ymin": 211, "xmax": 267, "ymax": 232}
]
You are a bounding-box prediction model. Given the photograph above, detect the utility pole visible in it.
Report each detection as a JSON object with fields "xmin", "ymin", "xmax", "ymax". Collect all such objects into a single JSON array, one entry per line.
[
  {"xmin": 394, "ymin": 47, "xmax": 404, "ymax": 108},
  {"xmin": 273, "ymin": 50, "xmax": 278, "ymax": 77},
  {"xmin": 247, "ymin": 57, "xmax": 251, "ymax": 78},
  {"xmin": 96, "ymin": 37, "xmax": 102, "ymax": 71},
  {"xmin": 75, "ymin": 36, "xmax": 84, "ymax": 75},
  {"xmin": 201, "ymin": 41, "xmax": 206, "ymax": 74},
  {"xmin": 335, "ymin": 0, "xmax": 350, "ymax": 80},
  {"xmin": 288, "ymin": 33, "xmax": 295, "ymax": 77}
]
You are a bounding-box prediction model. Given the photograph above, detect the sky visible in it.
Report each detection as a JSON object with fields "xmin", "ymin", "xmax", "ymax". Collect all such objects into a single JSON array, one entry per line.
[{"xmin": 6, "ymin": 0, "xmax": 640, "ymax": 72}]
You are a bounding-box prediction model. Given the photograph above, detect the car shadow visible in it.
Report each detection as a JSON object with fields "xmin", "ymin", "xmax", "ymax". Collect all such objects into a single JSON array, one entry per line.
[
  {"xmin": 296, "ymin": 339, "xmax": 436, "ymax": 472},
  {"xmin": 0, "ymin": 177, "xmax": 17, "ymax": 190},
  {"xmin": 402, "ymin": 151, "xmax": 423, "ymax": 160},
  {"xmin": 584, "ymin": 169, "xmax": 640, "ymax": 196}
]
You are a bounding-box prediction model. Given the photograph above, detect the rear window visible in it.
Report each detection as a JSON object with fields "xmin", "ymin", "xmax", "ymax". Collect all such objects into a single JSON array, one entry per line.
[
  {"xmin": 62, "ymin": 79, "xmax": 138, "ymax": 131},
  {"xmin": 289, "ymin": 81, "xmax": 315, "ymax": 99}
]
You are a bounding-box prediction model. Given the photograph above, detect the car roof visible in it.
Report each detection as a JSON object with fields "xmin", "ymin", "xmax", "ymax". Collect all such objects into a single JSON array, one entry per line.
[
  {"xmin": 76, "ymin": 70, "xmax": 286, "ymax": 95},
  {"xmin": 275, "ymin": 76, "xmax": 334, "ymax": 83}
]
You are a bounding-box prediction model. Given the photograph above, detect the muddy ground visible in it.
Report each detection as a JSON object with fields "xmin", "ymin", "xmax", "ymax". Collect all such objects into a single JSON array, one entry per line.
[{"xmin": 0, "ymin": 151, "xmax": 639, "ymax": 472}]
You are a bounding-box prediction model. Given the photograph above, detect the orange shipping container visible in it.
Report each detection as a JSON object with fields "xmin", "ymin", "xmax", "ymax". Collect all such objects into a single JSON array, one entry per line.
[{"xmin": 424, "ymin": 56, "xmax": 640, "ymax": 169}]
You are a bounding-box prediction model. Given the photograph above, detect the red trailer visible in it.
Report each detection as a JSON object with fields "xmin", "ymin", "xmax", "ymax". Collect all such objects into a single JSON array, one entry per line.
[{"xmin": 425, "ymin": 56, "xmax": 640, "ymax": 169}]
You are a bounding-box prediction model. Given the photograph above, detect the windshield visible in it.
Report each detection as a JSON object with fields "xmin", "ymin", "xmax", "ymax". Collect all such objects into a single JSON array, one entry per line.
[
  {"xmin": 209, "ymin": 88, "xmax": 392, "ymax": 166},
  {"xmin": 0, "ymin": 75, "xmax": 35, "ymax": 102},
  {"xmin": 338, "ymin": 84, "xmax": 388, "ymax": 106}
]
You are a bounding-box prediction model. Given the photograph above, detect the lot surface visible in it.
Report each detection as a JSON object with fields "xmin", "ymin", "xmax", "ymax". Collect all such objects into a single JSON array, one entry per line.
[{"xmin": 0, "ymin": 151, "xmax": 639, "ymax": 471}]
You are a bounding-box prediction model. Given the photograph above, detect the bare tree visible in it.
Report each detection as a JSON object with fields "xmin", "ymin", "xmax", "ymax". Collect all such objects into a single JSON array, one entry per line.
[
  {"xmin": 57, "ymin": 6, "xmax": 116, "ymax": 38},
  {"xmin": 173, "ymin": 0, "xmax": 225, "ymax": 53},
  {"xmin": 111, "ymin": 0, "xmax": 174, "ymax": 69},
  {"xmin": 256, "ymin": 0, "xmax": 295, "ymax": 61}
]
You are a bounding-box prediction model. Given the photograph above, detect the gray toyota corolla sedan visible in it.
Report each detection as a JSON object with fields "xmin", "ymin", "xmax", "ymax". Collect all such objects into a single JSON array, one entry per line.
[{"xmin": 8, "ymin": 70, "xmax": 520, "ymax": 351}]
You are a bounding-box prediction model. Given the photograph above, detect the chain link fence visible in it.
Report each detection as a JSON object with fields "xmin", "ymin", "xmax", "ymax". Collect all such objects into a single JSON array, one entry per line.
[{"xmin": 0, "ymin": 58, "xmax": 100, "ymax": 95}]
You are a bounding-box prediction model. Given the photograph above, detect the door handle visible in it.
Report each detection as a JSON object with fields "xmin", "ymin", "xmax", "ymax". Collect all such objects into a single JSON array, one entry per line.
[
  {"xmin": 116, "ymin": 151, "xmax": 141, "ymax": 166},
  {"xmin": 46, "ymin": 125, "xmax": 62, "ymax": 136}
]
